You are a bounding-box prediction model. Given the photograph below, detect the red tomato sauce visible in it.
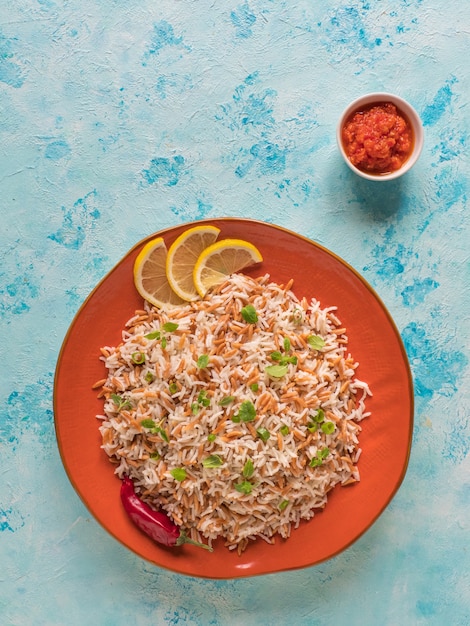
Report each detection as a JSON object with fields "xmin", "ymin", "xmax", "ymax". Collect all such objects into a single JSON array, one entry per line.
[{"xmin": 341, "ymin": 102, "xmax": 414, "ymax": 175}]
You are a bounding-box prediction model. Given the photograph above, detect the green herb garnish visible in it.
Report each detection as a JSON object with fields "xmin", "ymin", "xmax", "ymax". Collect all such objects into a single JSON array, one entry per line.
[
  {"xmin": 321, "ymin": 421, "xmax": 335, "ymax": 434},
  {"xmin": 197, "ymin": 390, "xmax": 210, "ymax": 407},
  {"xmin": 207, "ymin": 433, "xmax": 216, "ymax": 443},
  {"xmin": 309, "ymin": 447, "xmax": 330, "ymax": 467},
  {"xmin": 110, "ymin": 393, "xmax": 132, "ymax": 411},
  {"xmin": 306, "ymin": 409, "xmax": 325, "ymax": 433},
  {"xmin": 235, "ymin": 480, "xmax": 253, "ymax": 495},
  {"xmin": 169, "ymin": 382, "xmax": 178, "ymax": 395},
  {"xmin": 219, "ymin": 396, "xmax": 235, "ymax": 406},
  {"xmin": 144, "ymin": 371, "xmax": 155, "ymax": 383},
  {"xmin": 269, "ymin": 351, "xmax": 297, "ymax": 367},
  {"xmin": 145, "ymin": 325, "xmax": 177, "ymax": 349},
  {"xmin": 150, "ymin": 425, "xmax": 169, "ymax": 442},
  {"xmin": 191, "ymin": 390, "xmax": 210, "ymax": 413},
  {"xmin": 310, "ymin": 458, "xmax": 322, "ymax": 467},
  {"xmin": 279, "ymin": 499, "xmax": 289, "ymax": 511},
  {"xmin": 242, "ymin": 459, "xmax": 254, "ymax": 478},
  {"xmin": 141, "ymin": 418, "xmax": 169, "ymax": 442},
  {"xmin": 170, "ymin": 468, "xmax": 187, "ymax": 481},
  {"xmin": 150, "ymin": 452, "xmax": 161, "ymax": 461},
  {"xmin": 256, "ymin": 427, "xmax": 270, "ymax": 443},
  {"xmin": 280, "ymin": 424, "xmax": 290, "ymax": 436},
  {"xmin": 202, "ymin": 454, "xmax": 223, "ymax": 468},
  {"xmin": 231, "ymin": 400, "xmax": 256, "ymax": 422},
  {"xmin": 197, "ymin": 354, "xmax": 209, "ymax": 369},
  {"xmin": 141, "ymin": 419, "xmax": 156, "ymax": 429},
  {"xmin": 241, "ymin": 304, "xmax": 258, "ymax": 324},
  {"xmin": 238, "ymin": 400, "xmax": 256, "ymax": 422},
  {"xmin": 162, "ymin": 322, "xmax": 179, "ymax": 332},
  {"xmin": 157, "ymin": 427, "xmax": 169, "ymax": 443},
  {"xmin": 131, "ymin": 351, "xmax": 146, "ymax": 365},
  {"xmin": 307, "ymin": 335, "xmax": 326, "ymax": 350},
  {"xmin": 265, "ymin": 364, "xmax": 288, "ymax": 378},
  {"xmin": 279, "ymin": 355, "xmax": 296, "ymax": 365},
  {"xmin": 250, "ymin": 383, "xmax": 259, "ymax": 392},
  {"xmin": 283, "ymin": 337, "xmax": 291, "ymax": 352}
]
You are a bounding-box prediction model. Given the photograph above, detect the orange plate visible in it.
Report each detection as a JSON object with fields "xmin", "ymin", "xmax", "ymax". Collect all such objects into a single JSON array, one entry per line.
[{"xmin": 54, "ymin": 218, "xmax": 413, "ymax": 578}]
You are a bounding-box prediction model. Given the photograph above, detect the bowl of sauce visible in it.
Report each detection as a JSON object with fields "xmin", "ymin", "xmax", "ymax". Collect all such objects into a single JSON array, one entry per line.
[{"xmin": 337, "ymin": 93, "xmax": 423, "ymax": 181}]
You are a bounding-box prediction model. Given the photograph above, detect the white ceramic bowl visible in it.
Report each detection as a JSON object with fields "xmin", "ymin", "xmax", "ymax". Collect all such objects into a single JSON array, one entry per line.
[{"xmin": 336, "ymin": 92, "xmax": 424, "ymax": 181}]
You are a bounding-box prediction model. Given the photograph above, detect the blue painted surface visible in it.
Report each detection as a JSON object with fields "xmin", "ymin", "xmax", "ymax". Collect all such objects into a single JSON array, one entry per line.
[{"xmin": 1, "ymin": 1, "xmax": 469, "ymax": 624}]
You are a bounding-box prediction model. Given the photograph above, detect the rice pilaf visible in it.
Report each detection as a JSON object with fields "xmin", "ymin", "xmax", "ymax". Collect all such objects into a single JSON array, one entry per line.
[{"xmin": 96, "ymin": 273, "xmax": 371, "ymax": 553}]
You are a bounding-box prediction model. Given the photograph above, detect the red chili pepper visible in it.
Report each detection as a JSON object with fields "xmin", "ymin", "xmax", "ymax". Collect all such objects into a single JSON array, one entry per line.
[{"xmin": 120, "ymin": 476, "xmax": 213, "ymax": 551}]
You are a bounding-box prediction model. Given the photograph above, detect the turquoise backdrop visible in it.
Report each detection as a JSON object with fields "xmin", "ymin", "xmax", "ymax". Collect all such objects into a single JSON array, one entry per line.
[{"xmin": 1, "ymin": 1, "xmax": 469, "ymax": 624}]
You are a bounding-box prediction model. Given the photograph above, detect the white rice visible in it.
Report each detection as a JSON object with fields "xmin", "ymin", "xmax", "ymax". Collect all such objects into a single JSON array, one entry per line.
[{"xmin": 96, "ymin": 273, "xmax": 371, "ymax": 553}]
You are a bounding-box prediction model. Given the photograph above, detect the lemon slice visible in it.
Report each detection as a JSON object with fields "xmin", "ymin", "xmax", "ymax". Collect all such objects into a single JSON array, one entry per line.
[
  {"xmin": 193, "ymin": 239, "xmax": 263, "ymax": 297},
  {"xmin": 166, "ymin": 225, "xmax": 221, "ymax": 301},
  {"xmin": 133, "ymin": 237, "xmax": 187, "ymax": 309}
]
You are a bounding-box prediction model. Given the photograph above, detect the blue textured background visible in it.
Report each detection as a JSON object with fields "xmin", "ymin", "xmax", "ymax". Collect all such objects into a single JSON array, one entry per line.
[{"xmin": 1, "ymin": 1, "xmax": 469, "ymax": 624}]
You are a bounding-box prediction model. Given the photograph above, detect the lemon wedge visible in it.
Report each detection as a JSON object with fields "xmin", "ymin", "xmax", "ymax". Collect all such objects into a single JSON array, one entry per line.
[
  {"xmin": 133, "ymin": 237, "xmax": 187, "ymax": 309},
  {"xmin": 166, "ymin": 225, "xmax": 221, "ymax": 301},
  {"xmin": 193, "ymin": 239, "xmax": 263, "ymax": 297}
]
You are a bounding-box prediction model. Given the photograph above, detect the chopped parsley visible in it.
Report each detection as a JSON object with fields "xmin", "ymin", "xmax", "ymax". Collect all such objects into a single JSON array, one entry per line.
[
  {"xmin": 110, "ymin": 394, "xmax": 132, "ymax": 411},
  {"xmin": 219, "ymin": 396, "xmax": 235, "ymax": 406},
  {"xmin": 197, "ymin": 354, "xmax": 209, "ymax": 369},
  {"xmin": 202, "ymin": 454, "xmax": 223, "ymax": 468},
  {"xmin": 235, "ymin": 480, "xmax": 253, "ymax": 495},
  {"xmin": 265, "ymin": 364, "xmax": 288, "ymax": 378},
  {"xmin": 256, "ymin": 427, "xmax": 270, "ymax": 443},
  {"xmin": 309, "ymin": 448, "xmax": 330, "ymax": 467},
  {"xmin": 234, "ymin": 400, "xmax": 256, "ymax": 423},
  {"xmin": 307, "ymin": 335, "xmax": 325, "ymax": 351},
  {"xmin": 241, "ymin": 304, "xmax": 258, "ymax": 323},
  {"xmin": 170, "ymin": 468, "xmax": 187, "ymax": 481},
  {"xmin": 242, "ymin": 459, "xmax": 254, "ymax": 478}
]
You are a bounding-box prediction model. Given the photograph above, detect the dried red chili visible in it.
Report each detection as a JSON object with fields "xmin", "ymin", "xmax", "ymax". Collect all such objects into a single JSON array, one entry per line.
[{"xmin": 120, "ymin": 476, "xmax": 213, "ymax": 551}]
